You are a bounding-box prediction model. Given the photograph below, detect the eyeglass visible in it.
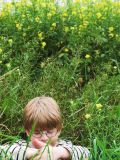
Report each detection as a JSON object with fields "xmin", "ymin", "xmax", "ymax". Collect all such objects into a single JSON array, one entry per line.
[{"xmin": 32, "ymin": 129, "xmax": 58, "ymax": 138}]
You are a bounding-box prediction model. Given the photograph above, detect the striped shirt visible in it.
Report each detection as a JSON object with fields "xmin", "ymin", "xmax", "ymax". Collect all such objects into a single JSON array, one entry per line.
[{"xmin": 0, "ymin": 139, "xmax": 90, "ymax": 160}]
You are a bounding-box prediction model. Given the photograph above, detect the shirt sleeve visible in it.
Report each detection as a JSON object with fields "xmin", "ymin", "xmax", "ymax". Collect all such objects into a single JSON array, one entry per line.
[
  {"xmin": 0, "ymin": 140, "xmax": 28, "ymax": 160},
  {"xmin": 57, "ymin": 139, "xmax": 90, "ymax": 160}
]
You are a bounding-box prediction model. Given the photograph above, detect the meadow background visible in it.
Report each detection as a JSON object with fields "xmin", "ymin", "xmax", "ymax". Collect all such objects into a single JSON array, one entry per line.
[{"xmin": 0, "ymin": 0, "xmax": 120, "ymax": 159}]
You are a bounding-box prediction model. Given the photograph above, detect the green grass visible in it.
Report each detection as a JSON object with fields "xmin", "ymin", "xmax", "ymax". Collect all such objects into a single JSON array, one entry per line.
[{"xmin": 0, "ymin": 0, "xmax": 120, "ymax": 159}]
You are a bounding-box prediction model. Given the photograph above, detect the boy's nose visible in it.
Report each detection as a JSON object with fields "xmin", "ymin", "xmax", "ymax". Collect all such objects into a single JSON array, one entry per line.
[{"xmin": 40, "ymin": 133, "xmax": 49, "ymax": 141}]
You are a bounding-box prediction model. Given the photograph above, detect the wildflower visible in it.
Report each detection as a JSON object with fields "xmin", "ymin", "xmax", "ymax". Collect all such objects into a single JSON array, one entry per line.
[
  {"xmin": 38, "ymin": 32, "xmax": 43, "ymax": 40},
  {"xmin": 64, "ymin": 48, "xmax": 69, "ymax": 52},
  {"xmin": 74, "ymin": 0, "xmax": 79, "ymax": 3},
  {"xmin": 6, "ymin": 3, "xmax": 12, "ymax": 11},
  {"xmin": 83, "ymin": 21, "xmax": 89, "ymax": 27},
  {"xmin": 62, "ymin": 12, "xmax": 68, "ymax": 17},
  {"xmin": 109, "ymin": 27, "xmax": 114, "ymax": 32},
  {"xmin": 85, "ymin": 54, "xmax": 91, "ymax": 59},
  {"xmin": 96, "ymin": 103, "xmax": 103, "ymax": 109},
  {"xmin": 22, "ymin": 14, "xmax": 25, "ymax": 18},
  {"xmin": 41, "ymin": 42, "xmax": 46, "ymax": 48},
  {"xmin": 96, "ymin": 12, "xmax": 102, "ymax": 19},
  {"xmin": 109, "ymin": 33, "xmax": 114, "ymax": 37},
  {"xmin": 35, "ymin": 17, "xmax": 40, "ymax": 22},
  {"xmin": 52, "ymin": 23, "xmax": 56, "ymax": 28},
  {"xmin": 8, "ymin": 39, "xmax": 13, "ymax": 46},
  {"xmin": 51, "ymin": 11, "xmax": 56, "ymax": 16},
  {"xmin": 0, "ymin": 48, "xmax": 3, "ymax": 54},
  {"xmin": 41, "ymin": 3, "xmax": 46, "ymax": 8},
  {"xmin": 85, "ymin": 114, "xmax": 91, "ymax": 119},
  {"xmin": 47, "ymin": 13, "xmax": 52, "ymax": 18},
  {"xmin": 16, "ymin": 23, "xmax": 22, "ymax": 30}
]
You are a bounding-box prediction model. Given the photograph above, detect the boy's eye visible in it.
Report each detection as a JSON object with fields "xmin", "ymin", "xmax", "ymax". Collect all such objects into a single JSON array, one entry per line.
[
  {"xmin": 47, "ymin": 131, "xmax": 53, "ymax": 134},
  {"xmin": 34, "ymin": 132, "xmax": 40, "ymax": 135}
]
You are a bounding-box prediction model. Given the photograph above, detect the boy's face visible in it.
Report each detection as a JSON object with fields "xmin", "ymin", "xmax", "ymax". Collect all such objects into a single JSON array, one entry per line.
[{"xmin": 26, "ymin": 128, "xmax": 61, "ymax": 147}]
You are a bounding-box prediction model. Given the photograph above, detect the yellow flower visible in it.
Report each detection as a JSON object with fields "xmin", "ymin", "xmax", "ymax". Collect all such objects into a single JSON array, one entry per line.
[
  {"xmin": 109, "ymin": 27, "xmax": 114, "ymax": 32},
  {"xmin": 8, "ymin": 39, "xmax": 13, "ymax": 45},
  {"xmin": 38, "ymin": 32, "xmax": 43, "ymax": 40},
  {"xmin": 47, "ymin": 13, "xmax": 52, "ymax": 18},
  {"xmin": 64, "ymin": 48, "xmax": 69, "ymax": 52},
  {"xmin": 85, "ymin": 54, "xmax": 91, "ymax": 59},
  {"xmin": 0, "ymin": 48, "xmax": 3, "ymax": 54},
  {"xmin": 52, "ymin": 23, "xmax": 56, "ymax": 28},
  {"xmin": 5, "ymin": 2, "xmax": 12, "ymax": 11},
  {"xmin": 74, "ymin": 0, "xmax": 79, "ymax": 3},
  {"xmin": 51, "ymin": 11, "xmax": 56, "ymax": 16},
  {"xmin": 41, "ymin": 42, "xmax": 46, "ymax": 48},
  {"xmin": 35, "ymin": 17, "xmax": 40, "ymax": 22},
  {"xmin": 85, "ymin": 114, "xmax": 91, "ymax": 119},
  {"xmin": 22, "ymin": 14, "xmax": 25, "ymax": 18},
  {"xmin": 62, "ymin": 12, "xmax": 68, "ymax": 17},
  {"xmin": 109, "ymin": 33, "xmax": 114, "ymax": 37},
  {"xmin": 96, "ymin": 12, "xmax": 102, "ymax": 19},
  {"xmin": 96, "ymin": 103, "xmax": 103, "ymax": 109},
  {"xmin": 83, "ymin": 21, "xmax": 89, "ymax": 27},
  {"xmin": 41, "ymin": 3, "xmax": 46, "ymax": 8},
  {"xmin": 16, "ymin": 23, "xmax": 22, "ymax": 30}
]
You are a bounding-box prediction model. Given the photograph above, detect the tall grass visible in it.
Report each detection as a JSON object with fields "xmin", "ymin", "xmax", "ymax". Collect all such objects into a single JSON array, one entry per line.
[{"xmin": 0, "ymin": 0, "xmax": 120, "ymax": 159}]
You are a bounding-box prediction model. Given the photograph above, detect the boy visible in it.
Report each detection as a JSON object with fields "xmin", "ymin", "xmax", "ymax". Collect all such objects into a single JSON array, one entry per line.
[{"xmin": 0, "ymin": 96, "xmax": 90, "ymax": 160}]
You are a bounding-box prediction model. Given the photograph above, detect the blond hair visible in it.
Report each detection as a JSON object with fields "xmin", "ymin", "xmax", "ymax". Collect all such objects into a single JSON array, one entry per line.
[{"xmin": 23, "ymin": 96, "xmax": 62, "ymax": 131}]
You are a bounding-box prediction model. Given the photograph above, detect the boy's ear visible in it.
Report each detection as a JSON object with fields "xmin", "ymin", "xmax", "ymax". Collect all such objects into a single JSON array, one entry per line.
[
  {"xmin": 62, "ymin": 123, "xmax": 64, "ymax": 129},
  {"xmin": 57, "ymin": 129, "xmax": 61, "ymax": 136}
]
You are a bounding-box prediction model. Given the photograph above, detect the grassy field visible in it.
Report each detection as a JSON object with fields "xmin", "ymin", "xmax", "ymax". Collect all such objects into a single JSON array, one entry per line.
[{"xmin": 0, "ymin": 0, "xmax": 120, "ymax": 159}]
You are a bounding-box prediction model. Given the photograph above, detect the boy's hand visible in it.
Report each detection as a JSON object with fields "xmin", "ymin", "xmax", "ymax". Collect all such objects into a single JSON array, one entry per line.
[
  {"xmin": 30, "ymin": 138, "xmax": 70, "ymax": 160},
  {"xmin": 30, "ymin": 138, "xmax": 58, "ymax": 160},
  {"xmin": 31, "ymin": 137, "xmax": 46, "ymax": 149}
]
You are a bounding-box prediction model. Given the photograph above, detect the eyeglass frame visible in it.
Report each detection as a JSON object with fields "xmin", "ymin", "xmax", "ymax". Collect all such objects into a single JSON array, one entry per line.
[{"xmin": 31, "ymin": 128, "xmax": 58, "ymax": 138}]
